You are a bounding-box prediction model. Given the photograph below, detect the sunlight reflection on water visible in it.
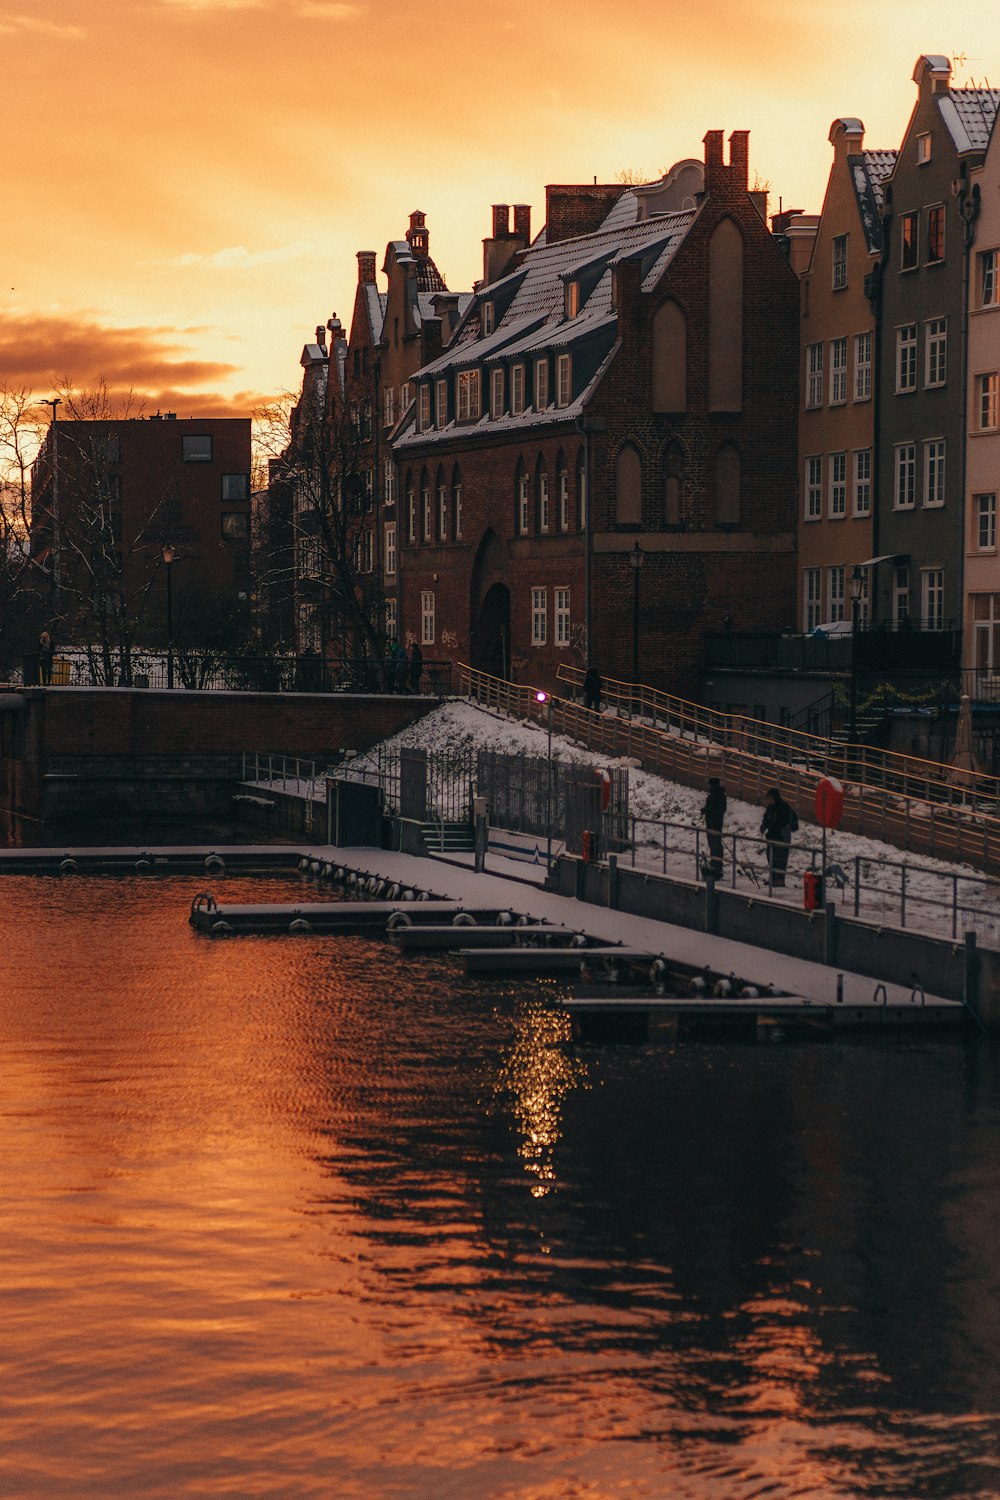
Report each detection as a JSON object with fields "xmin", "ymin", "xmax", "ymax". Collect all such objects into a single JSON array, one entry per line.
[{"xmin": 1, "ymin": 874, "xmax": 999, "ymax": 1497}]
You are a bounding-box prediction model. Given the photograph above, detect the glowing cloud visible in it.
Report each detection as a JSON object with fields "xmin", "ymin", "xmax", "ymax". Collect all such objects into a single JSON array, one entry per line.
[
  {"xmin": 0, "ymin": 12, "xmax": 84, "ymax": 38},
  {"xmin": 169, "ymin": 242, "xmax": 316, "ymax": 270}
]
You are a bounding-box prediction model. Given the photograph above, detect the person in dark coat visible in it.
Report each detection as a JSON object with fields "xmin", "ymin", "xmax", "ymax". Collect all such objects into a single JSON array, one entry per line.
[
  {"xmin": 38, "ymin": 630, "xmax": 54, "ymax": 686},
  {"xmin": 583, "ymin": 665, "xmax": 602, "ymax": 712},
  {"xmin": 408, "ymin": 641, "xmax": 423, "ymax": 694},
  {"xmin": 702, "ymin": 777, "xmax": 727, "ymax": 880},
  {"xmin": 760, "ymin": 787, "xmax": 797, "ymax": 888}
]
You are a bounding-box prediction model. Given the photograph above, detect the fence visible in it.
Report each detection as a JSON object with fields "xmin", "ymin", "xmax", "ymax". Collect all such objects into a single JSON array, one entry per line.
[
  {"xmin": 16, "ymin": 649, "xmax": 453, "ymax": 696},
  {"xmin": 241, "ymin": 751, "xmax": 319, "ymax": 834}
]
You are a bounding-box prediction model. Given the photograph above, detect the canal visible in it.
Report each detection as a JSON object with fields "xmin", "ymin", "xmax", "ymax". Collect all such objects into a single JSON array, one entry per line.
[{"xmin": 2, "ymin": 875, "xmax": 999, "ymax": 1498}]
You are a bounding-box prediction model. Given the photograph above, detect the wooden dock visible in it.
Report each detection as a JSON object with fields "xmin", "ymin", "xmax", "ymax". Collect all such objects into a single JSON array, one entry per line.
[
  {"xmin": 561, "ymin": 992, "xmax": 967, "ymax": 1042},
  {"xmin": 189, "ymin": 897, "xmax": 512, "ymax": 935}
]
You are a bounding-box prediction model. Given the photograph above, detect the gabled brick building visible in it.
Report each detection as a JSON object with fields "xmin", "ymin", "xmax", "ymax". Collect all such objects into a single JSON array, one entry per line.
[{"xmin": 393, "ymin": 132, "xmax": 800, "ymax": 695}]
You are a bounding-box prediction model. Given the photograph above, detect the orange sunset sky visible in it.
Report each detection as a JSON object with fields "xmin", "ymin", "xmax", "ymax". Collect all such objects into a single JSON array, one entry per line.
[{"xmin": 4, "ymin": 0, "xmax": 1000, "ymax": 416}]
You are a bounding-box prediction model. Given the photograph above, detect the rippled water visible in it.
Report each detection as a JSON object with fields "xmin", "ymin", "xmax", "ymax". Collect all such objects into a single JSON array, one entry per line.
[{"xmin": 2, "ymin": 875, "xmax": 1000, "ymax": 1498}]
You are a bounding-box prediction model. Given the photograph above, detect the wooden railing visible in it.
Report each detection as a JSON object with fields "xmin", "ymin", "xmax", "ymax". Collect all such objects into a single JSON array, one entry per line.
[{"xmin": 458, "ymin": 664, "xmax": 1000, "ymax": 875}]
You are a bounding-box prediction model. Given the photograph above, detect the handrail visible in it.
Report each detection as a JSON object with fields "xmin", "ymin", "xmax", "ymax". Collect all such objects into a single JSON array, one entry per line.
[{"xmin": 554, "ymin": 662, "xmax": 1000, "ymax": 815}]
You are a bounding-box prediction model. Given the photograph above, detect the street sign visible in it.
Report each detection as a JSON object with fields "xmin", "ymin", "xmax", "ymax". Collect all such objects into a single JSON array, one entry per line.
[{"xmin": 815, "ymin": 775, "xmax": 844, "ymax": 829}]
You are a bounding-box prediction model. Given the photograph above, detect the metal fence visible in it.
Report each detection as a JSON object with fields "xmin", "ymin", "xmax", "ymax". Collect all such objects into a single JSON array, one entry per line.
[{"xmin": 16, "ymin": 649, "xmax": 453, "ymax": 696}]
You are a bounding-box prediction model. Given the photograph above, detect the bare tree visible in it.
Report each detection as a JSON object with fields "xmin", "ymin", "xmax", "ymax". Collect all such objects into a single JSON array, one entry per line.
[{"xmin": 0, "ymin": 384, "xmax": 47, "ymax": 670}]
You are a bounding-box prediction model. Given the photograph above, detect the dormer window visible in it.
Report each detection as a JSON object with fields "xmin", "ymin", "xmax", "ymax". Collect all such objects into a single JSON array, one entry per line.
[
  {"xmin": 457, "ymin": 370, "xmax": 481, "ymax": 422},
  {"xmin": 435, "ymin": 380, "xmax": 448, "ymax": 429},
  {"xmin": 419, "ymin": 384, "xmax": 431, "ymax": 432},
  {"xmin": 565, "ymin": 281, "xmax": 580, "ymax": 318},
  {"xmin": 556, "ymin": 354, "xmax": 572, "ymax": 408},
  {"xmin": 511, "ymin": 363, "xmax": 525, "ymax": 415},
  {"xmin": 491, "ymin": 367, "xmax": 504, "ymax": 418},
  {"xmin": 534, "ymin": 358, "xmax": 549, "ymax": 411},
  {"xmin": 917, "ymin": 132, "xmax": 932, "ymax": 164},
  {"xmin": 482, "ymin": 301, "xmax": 495, "ymax": 336}
]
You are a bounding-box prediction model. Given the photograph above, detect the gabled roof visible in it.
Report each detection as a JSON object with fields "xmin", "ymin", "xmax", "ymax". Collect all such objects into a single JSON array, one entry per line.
[
  {"xmin": 363, "ymin": 284, "xmax": 387, "ymax": 343},
  {"xmin": 938, "ymin": 88, "xmax": 1000, "ymax": 154},
  {"xmin": 848, "ymin": 149, "xmax": 897, "ymax": 253}
]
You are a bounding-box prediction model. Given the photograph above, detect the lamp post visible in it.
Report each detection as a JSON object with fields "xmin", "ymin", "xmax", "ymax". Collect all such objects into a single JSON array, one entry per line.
[
  {"xmin": 848, "ymin": 565, "xmax": 864, "ymax": 753},
  {"xmin": 630, "ymin": 540, "xmax": 644, "ymax": 715},
  {"xmin": 162, "ymin": 542, "xmax": 175, "ymax": 690},
  {"xmin": 44, "ymin": 397, "xmax": 61, "ymax": 619},
  {"xmin": 536, "ymin": 689, "xmax": 553, "ymax": 872}
]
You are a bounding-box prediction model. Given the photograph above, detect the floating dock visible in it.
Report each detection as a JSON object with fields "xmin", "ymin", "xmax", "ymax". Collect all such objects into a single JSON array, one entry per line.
[
  {"xmin": 388, "ymin": 924, "xmax": 588, "ymax": 953},
  {"xmin": 561, "ymin": 991, "xmax": 965, "ymax": 1042},
  {"xmin": 188, "ymin": 895, "xmax": 515, "ymax": 935}
]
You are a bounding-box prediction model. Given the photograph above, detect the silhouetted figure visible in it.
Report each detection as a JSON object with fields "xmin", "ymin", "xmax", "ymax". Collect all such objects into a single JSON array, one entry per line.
[
  {"xmin": 583, "ymin": 665, "xmax": 602, "ymax": 712},
  {"xmin": 702, "ymin": 777, "xmax": 727, "ymax": 880},
  {"xmin": 760, "ymin": 787, "xmax": 797, "ymax": 888},
  {"xmin": 38, "ymin": 630, "xmax": 54, "ymax": 687}
]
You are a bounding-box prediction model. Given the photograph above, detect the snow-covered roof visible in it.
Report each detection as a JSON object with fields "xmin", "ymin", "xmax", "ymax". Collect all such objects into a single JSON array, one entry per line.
[
  {"xmin": 848, "ymin": 149, "xmax": 897, "ymax": 253},
  {"xmin": 364, "ymin": 285, "xmax": 386, "ymax": 343},
  {"xmin": 938, "ymin": 88, "xmax": 1000, "ymax": 154}
]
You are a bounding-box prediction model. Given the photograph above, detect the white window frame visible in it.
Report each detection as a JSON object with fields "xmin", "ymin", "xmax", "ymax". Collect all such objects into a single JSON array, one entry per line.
[
  {"xmin": 406, "ymin": 485, "xmax": 416, "ymax": 543},
  {"xmin": 893, "ymin": 565, "xmax": 910, "ymax": 622},
  {"xmin": 975, "ymin": 492, "xmax": 997, "ymax": 551},
  {"xmin": 437, "ymin": 480, "xmax": 448, "ymax": 541},
  {"xmin": 421, "ymin": 482, "xmax": 431, "ymax": 543},
  {"xmin": 921, "ymin": 567, "xmax": 945, "ymax": 630},
  {"xmin": 457, "ymin": 370, "xmax": 481, "ymax": 422},
  {"xmin": 435, "ymin": 380, "xmax": 448, "ymax": 430},
  {"xmin": 400, "ymin": 381, "xmax": 413, "ymax": 412},
  {"xmin": 805, "ymin": 455, "xmax": 822, "ymax": 520},
  {"xmin": 806, "ymin": 342, "xmax": 823, "ymax": 408},
  {"xmin": 828, "ymin": 564, "xmax": 846, "ymax": 622},
  {"xmin": 384, "ymin": 521, "xmax": 396, "ymax": 577},
  {"xmin": 420, "ymin": 590, "xmax": 435, "ymax": 646},
  {"xmin": 829, "ymin": 451, "xmax": 847, "ymax": 517},
  {"xmin": 556, "ymin": 353, "xmax": 572, "ymax": 408},
  {"xmin": 491, "ymin": 367, "xmax": 504, "ymax": 418},
  {"xmin": 511, "ymin": 364, "xmax": 525, "ymax": 415},
  {"xmin": 925, "ymin": 317, "xmax": 947, "ymax": 388},
  {"xmin": 923, "ymin": 438, "xmax": 946, "ymax": 508},
  {"xmin": 894, "ymin": 442, "xmax": 916, "ymax": 509},
  {"xmin": 531, "ymin": 587, "xmax": 547, "ymax": 645},
  {"xmin": 383, "ymin": 387, "xmax": 395, "ymax": 428},
  {"xmin": 534, "ymin": 358, "xmax": 549, "ymax": 411},
  {"xmin": 517, "ymin": 473, "xmax": 529, "ymax": 535},
  {"xmin": 453, "ymin": 479, "xmax": 463, "ymax": 540},
  {"xmin": 853, "ymin": 448, "xmax": 871, "ymax": 516},
  {"xmin": 385, "ymin": 596, "xmax": 397, "ymax": 641},
  {"xmin": 896, "ymin": 325, "xmax": 917, "ymax": 393},
  {"xmin": 832, "ymin": 234, "xmax": 848, "ymax": 291},
  {"xmin": 829, "ymin": 337, "xmax": 847, "ymax": 405},
  {"xmin": 383, "ymin": 459, "xmax": 396, "ymax": 505},
  {"xmin": 976, "ymin": 372, "xmax": 999, "ymax": 431},
  {"xmin": 538, "ymin": 471, "xmax": 549, "ymax": 533},
  {"xmin": 804, "ymin": 567, "xmax": 821, "ymax": 631},
  {"xmin": 981, "ymin": 249, "xmax": 999, "ymax": 309},
  {"xmin": 481, "ymin": 300, "xmax": 494, "ymax": 336},
  {"xmin": 554, "ymin": 587, "xmax": 571, "ymax": 645},
  {"xmin": 854, "ymin": 330, "xmax": 872, "ymax": 401},
  {"xmin": 558, "ymin": 470, "xmax": 569, "ymax": 531}
]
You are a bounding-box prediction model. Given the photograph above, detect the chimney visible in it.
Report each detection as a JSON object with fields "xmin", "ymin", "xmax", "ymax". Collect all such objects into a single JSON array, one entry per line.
[
  {"xmin": 492, "ymin": 204, "xmax": 510, "ymax": 237},
  {"xmin": 544, "ymin": 183, "xmax": 623, "ymax": 244},
  {"xmin": 315, "ymin": 325, "xmax": 327, "ymax": 349},
  {"xmin": 483, "ymin": 201, "xmax": 533, "ymax": 285},
  {"xmin": 728, "ymin": 131, "xmax": 749, "ymax": 189},
  {"xmin": 513, "ymin": 203, "xmax": 531, "ymax": 241},
  {"xmin": 407, "ymin": 210, "xmax": 429, "ymax": 256},
  {"xmin": 357, "ymin": 251, "xmax": 377, "ymax": 284},
  {"xmin": 913, "ymin": 54, "xmax": 952, "ymax": 98}
]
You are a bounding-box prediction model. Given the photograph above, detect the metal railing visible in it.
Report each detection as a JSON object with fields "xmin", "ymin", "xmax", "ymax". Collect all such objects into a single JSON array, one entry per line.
[{"xmin": 15, "ymin": 650, "xmax": 454, "ymax": 696}]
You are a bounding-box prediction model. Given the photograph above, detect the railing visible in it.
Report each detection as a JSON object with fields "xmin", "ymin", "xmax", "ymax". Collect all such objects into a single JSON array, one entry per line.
[
  {"xmin": 459, "ymin": 664, "xmax": 1000, "ymax": 874},
  {"xmin": 241, "ymin": 751, "xmax": 319, "ymax": 833},
  {"xmin": 555, "ymin": 663, "xmax": 1000, "ymax": 815},
  {"xmin": 15, "ymin": 651, "xmax": 454, "ymax": 696}
]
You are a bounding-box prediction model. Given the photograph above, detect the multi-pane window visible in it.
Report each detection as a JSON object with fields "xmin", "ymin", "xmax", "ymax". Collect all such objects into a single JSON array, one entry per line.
[
  {"xmin": 832, "ymin": 234, "xmax": 848, "ymax": 290},
  {"xmin": 421, "ymin": 481, "xmax": 432, "ymax": 542},
  {"xmin": 556, "ymin": 354, "xmax": 572, "ymax": 408},
  {"xmin": 491, "ymin": 368, "xmax": 504, "ymax": 418},
  {"xmin": 896, "ymin": 325, "xmax": 917, "ymax": 392},
  {"xmin": 511, "ymin": 364, "xmax": 525, "ymax": 414},
  {"xmin": 926, "ymin": 204, "xmax": 945, "ymax": 263},
  {"xmin": 980, "ymin": 249, "xmax": 999, "ymax": 308},
  {"xmin": 481, "ymin": 301, "xmax": 494, "ymax": 336},
  {"xmin": 362, "ymin": 529, "xmax": 373, "ymax": 573},
  {"xmin": 457, "ymin": 370, "xmax": 481, "ymax": 421},
  {"xmin": 383, "ymin": 459, "xmax": 396, "ymax": 505},
  {"xmin": 420, "ymin": 590, "xmax": 435, "ymax": 645},
  {"xmin": 452, "ymin": 478, "xmax": 463, "ymax": 539},
  {"xmin": 806, "ymin": 343, "xmax": 823, "ymax": 408},
  {"xmin": 854, "ymin": 331, "xmax": 872, "ymax": 400},
  {"xmin": 805, "ymin": 456, "xmax": 822, "ymax": 519},
  {"xmin": 385, "ymin": 597, "xmax": 397, "ymax": 641},
  {"xmin": 973, "ymin": 593, "xmax": 1000, "ymax": 673},
  {"xmin": 400, "ymin": 382, "xmax": 412, "ymax": 412},
  {"xmin": 538, "ymin": 471, "xmax": 549, "ymax": 533},
  {"xmin": 921, "ymin": 568, "xmax": 945, "ymax": 629},
  {"xmin": 830, "ymin": 338, "xmax": 848, "ymax": 404},
  {"xmin": 531, "ymin": 587, "xmax": 547, "ymax": 645},
  {"xmin": 804, "ymin": 567, "xmax": 822, "ymax": 631},
  {"xmin": 829, "ymin": 451, "xmax": 847, "ymax": 516},
  {"xmin": 384, "ymin": 521, "xmax": 396, "ymax": 577},
  {"xmin": 976, "ymin": 372, "xmax": 999, "ymax": 430},
  {"xmin": 828, "ymin": 564, "xmax": 846, "ymax": 622},
  {"xmin": 893, "ymin": 564, "xmax": 910, "ymax": 622},
  {"xmin": 383, "ymin": 387, "xmax": 395, "ymax": 428},
  {"xmin": 900, "ymin": 212, "xmax": 919, "ymax": 270},
  {"xmin": 894, "ymin": 442, "xmax": 916, "ymax": 508},
  {"xmin": 437, "ymin": 480, "xmax": 448, "ymax": 541},
  {"xmin": 435, "ymin": 380, "xmax": 448, "ymax": 430},
  {"xmin": 406, "ymin": 483, "xmax": 416, "ymax": 543},
  {"xmin": 517, "ymin": 473, "xmax": 529, "ymax": 534},
  {"xmin": 923, "ymin": 439, "xmax": 946, "ymax": 507},
  {"xmin": 534, "ymin": 359, "xmax": 549, "ymax": 411},
  {"xmin": 917, "ymin": 132, "xmax": 932, "ymax": 164},
  {"xmin": 853, "ymin": 448, "xmax": 872, "ymax": 515},
  {"xmin": 558, "ymin": 471, "xmax": 569, "ymax": 531},
  {"xmin": 554, "ymin": 588, "xmax": 571, "ymax": 645},
  {"xmin": 925, "ymin": 318, "xmax": 947, "ymax": 387},
  {"xmin": 976, "ymin": 493, "xmax": 997, "ymax": 550}
]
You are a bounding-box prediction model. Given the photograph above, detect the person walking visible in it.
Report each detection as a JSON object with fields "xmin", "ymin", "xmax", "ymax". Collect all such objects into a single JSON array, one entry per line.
[
  {"xmin": 408, "ymin": 641, "xmax": 423, "ymax": 694},
  {"xmin": 38, "ymin": 630, "xmax": 54, "ymax": 687},
  {"xmin": 583, "ymin": 665, "xmax": 602, "ymax": 713},
  {"xmin": 760, "ymin": 787, "xmax": 797, "ymax": 889},
  {"xmin": 702, "ymin": 776, "xmax": 727, "ymax": 880}
]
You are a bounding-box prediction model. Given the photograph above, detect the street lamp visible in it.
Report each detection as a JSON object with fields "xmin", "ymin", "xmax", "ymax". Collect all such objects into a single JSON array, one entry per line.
[
  {"xmin": 162, "ymin": 542, "xmax": 175, "ymax": 689},
  {"xmin": 536, "ymin": 689, "xmax": 554, "ymax": 872},
  {"xmin": 848, "ymin": 565, "xmax": 864, "ymax": 751},
  {"xmin": 630, "ymin": 540, "xmax": 644, "ymax": 712}
]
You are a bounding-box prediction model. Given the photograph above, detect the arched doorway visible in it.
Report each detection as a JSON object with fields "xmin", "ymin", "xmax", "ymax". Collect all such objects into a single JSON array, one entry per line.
[{"xmin": 477, "ymin": 582, "xmax": 511, "ymax": 677}]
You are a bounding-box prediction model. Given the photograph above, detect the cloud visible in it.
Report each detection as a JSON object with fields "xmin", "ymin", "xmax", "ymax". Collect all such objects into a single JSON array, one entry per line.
[
  {"xmin": 0, "ymin": 12, "xmax": 84, "ymax": 38},
  {"xmin": 168, "ymin": 241, "xmax": 315, "ymax": 270},
  {"xmin": 160, "ymin": 0, "xmax": 364, "ymax": 13}
]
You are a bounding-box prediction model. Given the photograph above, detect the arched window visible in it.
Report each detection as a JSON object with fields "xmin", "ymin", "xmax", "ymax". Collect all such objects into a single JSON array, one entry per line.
[
  {"xmin": 652, "ymin": 300, "xmax": 687, "ymax": 412},
  {"xmin": 714, "ymin": 442, "xmax": 741, "ymax": 527},
  {"xmin": 555, "ymin": 450, "xmax": 568, "ymax": 532},
  {"xmin": 451, "ymin": 464, "xmax": 463, "ymax": 539},
  {"xmin": 535, "ymin": 456, "xmax": 549, "ymax": 534},
  {"xmin": 664, "ymin": 442, "xmax": 684, "ymax": 527},
  {"xmin": 514, "ymin": 459, "xmax": 528, "ymax": 535},
  {"xmin": 435, "ymin": 465, "xmax": 447, "ymax": 542},
  {"xmin": 615, "ymin": 445, "xmax": 642, "ymax": 527},
  {"xmin": 708, "ymin": 219, "xmax": 743, "ymax": 412},
  {"xmin": 420, "ymin": 467, "xmax": 431, "ymax": 543}
]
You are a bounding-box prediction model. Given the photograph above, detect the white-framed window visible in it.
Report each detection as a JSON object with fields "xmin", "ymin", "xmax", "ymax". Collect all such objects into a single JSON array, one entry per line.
[
  {"xmin": 558, "ymin": 471, "xmax": 569, "ymax": 531},
  {"xmin": 976, "ymin": 372, "xmax": 999, "ymax": 431},
  {"xmin": 400, "ymin": 382, "xmax": 412, "ymax": 412},
  {"xmin": 894, "ymin": 442, "xmax": 916, "ymax": 509},
  {"xmin": 531, "ymin": 587, "xmax": 547, "ymax": 645},
  {"xmin": 363, "ymin": 468, "xmax": 374, "ymax": 509},
  {"xmin": 556, "ymin": 353, "xmax": 572, "ymax": 408},
  {"xmin": 538, "ymin": 471, "xmax": 549, "ymax": 532},
  {"xmin": 828, "ymin": 564, "xmax": 846, "ymax": 622},
  {"xmin": 925, "ymin": 317, "xmax": 947, "ymax": 387},
  {"xmin": 893, "ymin": 564, "xmax": 910, "ymax": 622},
  {"xmin": 896, "ymin": 324, "xmax": 917, "ymax": 392},
  {"xmin": 517, "ymin": 472, "xmax": 529, "ymax": 535},
  {"xmin": 829, "ymin": 451, "xmax": 847, "ymax": 517},
  {"xmin": 453, "ymin": 478, "xmax": 463, "ymax": 539},
  {"xmin": 805, "ymin": 455, "xmax": 822, "ymax": 520},
  {"xmin": 362, "ymin": 529, "xmax": 373, "ymax": 573},
  {"xmin": 421, "ymin": 481, "xmax": 431, "ymax": 542},
  {"xmin": 804, "ymin": 567, "xmax": 822, "ymax": 631},
  {"xmin": 457, "ymin": 370, "xmax": 481, "ymax": 421},
  {"xmin": 534, "ymin": 358, "xmax": 549, "ymax": 411},
  {"xmin": 973, "ymin": 593, "xmax": 1000, "ymax": 673},
  {"xmin": 491, "ymin": 367, "xmax": 504, "ymax": 417},
  {"xmin": 917, "ymin": 132, "xmax": 932, "ymax": 164},
  {"xmin": 406, "ymin": 483, "xmax": 416, "ymax": 543},
  {"xmin": 832, "ymin": 234, "xmax": 848, "ymax": 290},
  {"xmin": 384, "ymin": 521, "xmax": 396, "ymax": 577},
  {"xmin": 437, "ymin": 479, "xmax": 448, "ymax": 541},
  {"xmin": 856, "ymin": 564, "xmax": 871, "ymax": 626},
  {"xmin": 923, "ymin": 439, "xmax": 946, "ymax": 508},
  {"xmin": 383, "ymin": 459, "xmax": 396, "ymax": 505},
  {"xmin": 853, "ymin": 448, "xmax": 871, "ymax": 515},
  {"xmin": 383, "ymin": 387, "xmax": 395, "ymax": 428},
  {"xmin": 435, "ymin": 380, "xmax": 448, "ymax": 430},
  {"xmin": 900, "ymin": 211, "xmax": 919, "ymax": 270},
  {"xmin": 926, "ymin": 204, "xmax": 945, "ymax": 264},
  {"xmin": 980, "ymin": 249, "xmax": 999, "ymax": 308},
  {"xmin": 385, "ymin": 596, "xmax": 397, "ymax": 641},
  {"xmin": 555, "ymin": 588, "xmax": 571, "ymax": 644},
  {"xmin": 420, "ymin": 590, "xmax": 435, "ymax": 645},
  {"xmin": 975, "ymin": 492, "xmax": 997, "ymax": 550},
  {"xmin": 806, "ymin": 342, "xmax": 823, "ymax": 408},
  {"xmin": 854, "ymin": 331, "xmax": 872, "ymax": 401},
  {"xmin": 830, "ymin": 338, "xmax": 848, "ymax": 405},
  {"xmin": 921, "ymin": 567, "xmax": 945, "ymax": 629},
  {"xmin": 481, "ymin": 300, "xmax": 494, "ymax": 336},
  {"xmin": 511, "ymin": 364, "xmax": 525, "ymax": 415}
]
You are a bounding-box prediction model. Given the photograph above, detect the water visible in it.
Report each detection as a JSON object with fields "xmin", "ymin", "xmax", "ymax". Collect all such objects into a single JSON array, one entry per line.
[{"xmin": 2, "ymin": 875, "xmax": 1000, "ymax": 1498}]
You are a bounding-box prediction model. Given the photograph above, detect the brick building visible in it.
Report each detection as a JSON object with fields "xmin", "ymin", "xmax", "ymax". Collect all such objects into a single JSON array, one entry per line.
[
  {"xmin": 965, "ymin": 118, "xmax": 1000, "ymax": 685},
  {"xmin": 393, "ymin": 132, "xmax": 800, "ymax": 695},
  {"xmin": 31, "ymin": 413, "xmax": 252, "ymax": 649}
]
